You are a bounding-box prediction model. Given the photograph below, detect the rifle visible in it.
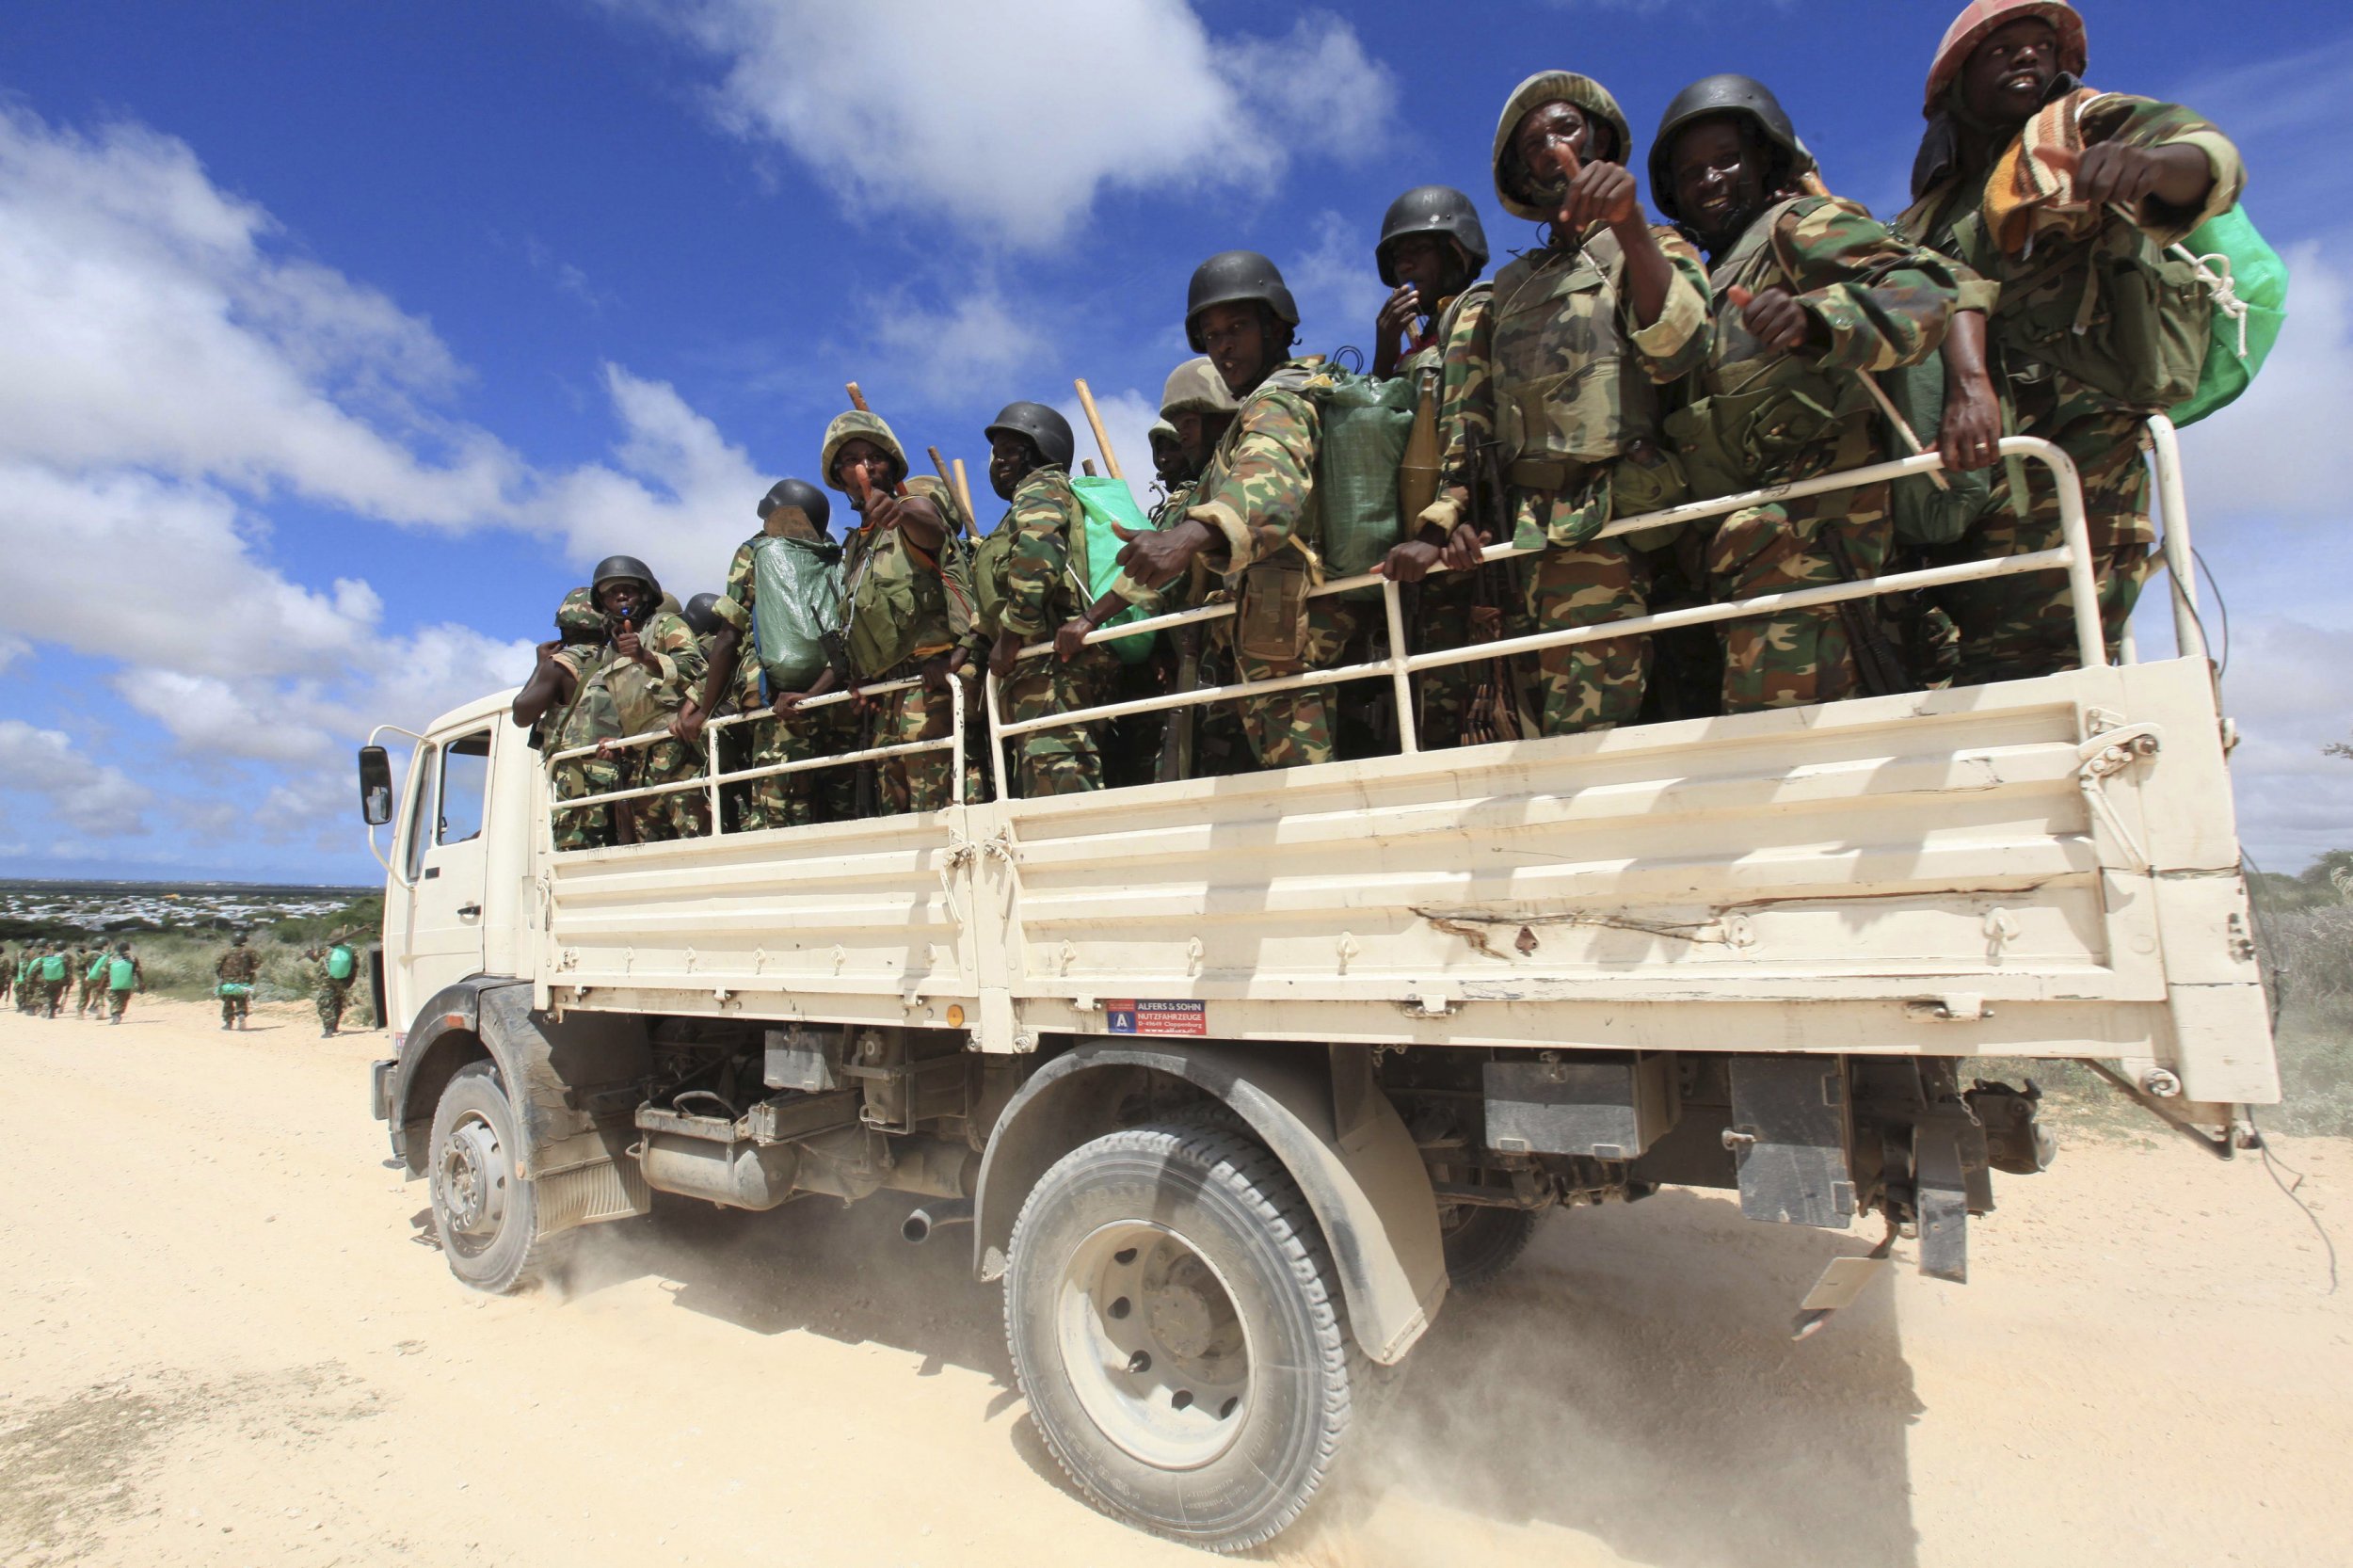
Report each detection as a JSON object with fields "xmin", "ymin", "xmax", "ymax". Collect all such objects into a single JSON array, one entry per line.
[{"xmin": 1457, "ymin": 438, "xmax": 1523, "ymax": 746}]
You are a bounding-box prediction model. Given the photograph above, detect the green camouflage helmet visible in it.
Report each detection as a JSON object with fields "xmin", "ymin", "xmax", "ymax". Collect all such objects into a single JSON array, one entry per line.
[
  {"xmin": 1148, "ymin": 418, "xmax": 1179, "ymax": 448},
  {"xmin": 554, "ymin": 585, "xmax": 605, "ymax": 642},
  {"xmin": 1492, "ymin": 72, "xmax": 1635, "ymax": 223},
  {"xmin": 1159, "ymin": 355, "xmax": 1237, "ymax": 420},
  {"xmin": 820, "ymin": 409, "xmax": 909, "ymax": 493}
]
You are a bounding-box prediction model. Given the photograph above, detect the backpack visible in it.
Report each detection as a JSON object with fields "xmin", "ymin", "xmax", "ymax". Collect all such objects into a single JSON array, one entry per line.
[
  {"xmin": 39, "ymin": 953, "xmax": 64, "ymax": 982},
  {"xmin": 108, "ymin": 956, "xmax": 135, "ymax": 989},
  {"xmin": 2167, "ymin": 206, "xmax": 2288, "ymax": 427},
  {"xmin": 1873, "ymin": 354, "xmax": 1998, "ymax": 546},
  {"xmin": 327, "ymin": 944, "xmax": 355, "ymax": 982},
  {"xmin": 87, "ymin": 953, "xmax": 107, "ymax": 982},
  {"xmin": 748, "ymin": 534, "xmax": 843, "ymax": 693},
  {"xmin": 1298, "ymin": 368, "xmax": 1417, "ymax": 601},
  {"xmin": 1069, "ymin": 477, "xmax": 1158, "ymax": 664}
]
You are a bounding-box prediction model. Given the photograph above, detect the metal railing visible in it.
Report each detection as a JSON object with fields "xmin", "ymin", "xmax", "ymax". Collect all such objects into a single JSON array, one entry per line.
[{"xmin": 543, "ymin": 433, "xmax": 2135, "ymax": 841}]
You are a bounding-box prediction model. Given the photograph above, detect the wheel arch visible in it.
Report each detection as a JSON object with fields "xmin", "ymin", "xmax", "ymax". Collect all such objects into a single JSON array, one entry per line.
[{"xmin": 973, "ymin": 1042, "xmax": 1447, "ymax": 1365}]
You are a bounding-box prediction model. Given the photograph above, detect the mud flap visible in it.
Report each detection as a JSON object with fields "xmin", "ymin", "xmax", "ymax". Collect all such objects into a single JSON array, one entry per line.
[
  {"xmin": 1728, "ymin": 1056, "xmax": 1854, "ymax": 1230},
  {"xmin": 1913, "ymin": 1104, "xmax": 1993, "ymax": 1284}
]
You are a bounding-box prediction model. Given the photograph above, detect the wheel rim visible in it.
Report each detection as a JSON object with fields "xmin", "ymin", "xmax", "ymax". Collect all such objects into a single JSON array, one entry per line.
[
  {"xmin": 437, "ymin": 1112, "xmax": 508, "ymax": 1256},
  {"xmin": 1055, "ymin": 1220, "xmax": 1254, "ymax": 1471}
]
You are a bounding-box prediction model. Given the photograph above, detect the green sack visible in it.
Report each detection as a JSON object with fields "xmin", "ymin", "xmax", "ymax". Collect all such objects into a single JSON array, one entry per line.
[
  {"xmin": 2168, "ymin": 206, "xmax": 2289, "ymax": 428},
  {"xmin": 1875, "ymin": 354, "xmax": 1996, "ymax": 546},
  {"xmin": 327, "ymin": 944, "xmax": 355, "ymax": 982},
  {"xmin": 108, "ymin": 957, "xmax": 135, "ymax": 989},
  {"xmin": 216, "ymin": 982, "xmax": 253, "ymax": 1000},
  {"xmin": 1305, "ymin": 370, "xmax": 1416, "ymax": 600},
  {"xmin": 1069, "ymin": 476, "xmax": 1158, "ymax": 665},
  {"xmin": 39, "ymin": 954, "xmax": 65, "ymax": 982},
  {"xmin": 749, "ymin": 535, "xmax": 843, "ymax": 693},
  {"xmin": 88, "ymin": 954, "xmax": 108, "ymax": 982}
]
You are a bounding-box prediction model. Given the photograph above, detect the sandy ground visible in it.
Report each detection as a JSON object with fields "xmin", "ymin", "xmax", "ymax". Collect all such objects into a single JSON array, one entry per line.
[{"xmin": 0, "ymin": 996, "xmax": 2346, "ymax": 1568}]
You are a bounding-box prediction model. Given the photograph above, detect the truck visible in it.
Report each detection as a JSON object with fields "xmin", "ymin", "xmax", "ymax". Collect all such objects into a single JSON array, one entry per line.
[{"xmin": 359, "ymin": 425, "xmax": 2276, "ymax": 1552}]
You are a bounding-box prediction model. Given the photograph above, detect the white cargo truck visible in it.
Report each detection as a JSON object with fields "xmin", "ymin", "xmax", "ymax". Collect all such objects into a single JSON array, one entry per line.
[{"xmin": 360, "ymin": 426, "xmax": 2276, "ymax": 1550}]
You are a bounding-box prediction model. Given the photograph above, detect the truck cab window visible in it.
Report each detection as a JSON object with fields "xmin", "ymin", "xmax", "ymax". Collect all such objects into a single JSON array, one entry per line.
[
  {"xmin": 402, "ymin": 743, "xmax": 440, "ymax": 883},
  {"xmin": 439, "ymin": 730, "xmax": 491, "ymax": 845}
]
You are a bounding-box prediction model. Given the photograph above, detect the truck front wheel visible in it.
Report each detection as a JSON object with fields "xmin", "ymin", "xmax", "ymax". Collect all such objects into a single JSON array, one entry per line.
[
  {"xmin": 1003, "ymin": 1124, "xmax": 1360, "ymax": 1552},
  {"xmin": 428, "ymin": 1062, "xmax": 560, "ymax": 1292}
]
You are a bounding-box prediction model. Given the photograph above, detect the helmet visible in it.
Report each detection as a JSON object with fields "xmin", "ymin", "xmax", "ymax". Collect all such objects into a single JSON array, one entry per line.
[
  {"xmin": 1491, "ymin": 72, "xmax": 1634, "ymax": 223},
  {"xmin": 1184, "ymin": 250, "xmax": 1299, "ymax": 352},
  {"xmin": 232, "ymin": 934, "xmax": 247, "ymax": 946},
  {"xmin": 682, "ymin": 592, "xmax": 722, "ymax": 637},
  {"xmin": 984, "ymin": 401, "xmax": 1077, "ymax": 471},
  {"xmin": 1147, "ymin": 419, "xmax": 1180, "ymax": 449},
  {"xmin": 820, "ymin": 409, "xmax": 909, "ymax": 494},
  {"xmin": 1925, "ymin": 0, "xmax": 2086, "ymax": 116},
  {"xmin": 553, "ymin": 586, "xmax": 604, "ymax": 642},
  {"xmin": 1160, "ymin": 356, "xmax": 1238, "ymax": 420},
  {"xmin": 590, "ymin": 554, "xmax": 662, "ymax": 606},
  {"xmin": 1648, "ymin": 74, "xmax": 1818, "ymax": 224},
  {"xmin": 757, "ymin": 477, "xmax": 831, "ymax": 532},
  {"xmin": 1376, "ymin": 185, "xmax": 1490, "ymax": 285}
]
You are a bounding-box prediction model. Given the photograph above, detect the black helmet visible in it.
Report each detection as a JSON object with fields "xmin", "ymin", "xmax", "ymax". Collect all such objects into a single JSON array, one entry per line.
[
  {"xmin": 984, "ymin": 401, "xmax": 1076, "ymax": 471},
  {"xmin": 682, "ymin": 592, "xmax": 722, "ymax": 637},
  {"xmin": 757, "ymin": 477, "xmax": 830, "ymax": 531},
  {"xmin": 1649, "ymin": 74, "xmax": 1814, "ymax": 223},
  {"xmin": 1184, "ymin": 250, "xmax": 1299, "ymax": 352},
  {"xmin": 590, "ymin": 554, "xmax": 662, "ymax": 604},
  {"xmin": 1375, "ymin": 185, "xmax": 1490, "ymax": 285}
]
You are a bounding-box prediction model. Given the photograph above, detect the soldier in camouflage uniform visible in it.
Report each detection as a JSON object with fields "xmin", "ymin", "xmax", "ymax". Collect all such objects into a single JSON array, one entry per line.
[
  {"xmin": 786, "ymin": 411, "xmax": 977, "ymax": 816},
  {"xmin": 1654, "ymin": 75, "xmax": 1978, "ymax": 711},
  {"xmin": 103, "ymin": 942, "xmax": 141, "ymax": 1024},
  {"xmin": 1114, "ymin": 253, "xmax": 1355, "ymax": 770},
  {"xmin": 972, "ymin": 402, "xmax": 1120, "ymax": 797},
  {"xmin": 1422, "ymin": 72, "xmax": 1713, "ymax": 738},
  {"xmin": 215, "ymin": 933, "xmax": 262, "ymax": 1030},
  {"xmin": 1148, "ymin": 421, "xmax": 1187, "ymax": 495},
  {"xmin": 533, "ymin": 558, "xmax": 707, "ymax": 849},
  {"xmin": 305, "ymin": 929, "xmax": 355, "ymax": 1036},
  {"xmin": 1367, "ymin": 184, "xmax": 1503, "ymax": 749},
  {"xmin": 1897, "ymin": 0, "xmax": 2244, "ymax": 681},
  {"xmin": 675, "ymin": 480, "xmax": 858, "ymax": 829},
  {"xmin": 72, "ymin": 944, "xmax": 100, "ymax": 1018}
]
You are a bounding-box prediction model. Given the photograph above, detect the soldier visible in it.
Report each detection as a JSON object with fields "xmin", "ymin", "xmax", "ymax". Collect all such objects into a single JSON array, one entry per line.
[
  {"xmin": 674, "ymin": 480, "xmax": 857, "ymax": 830},
  {"xmin": 79, "ymin": 944, "xmax": 107, "ymax": 1018},
  {"xmin": 1417, "ymin": 72, "xmax": 1713, "ymax": 739},
  {"xmin": 216, "ymin": 933, "xmax": 261, "ymax": 1030},
  {"xmin": 1366, "ymin": 184, "xmax": 1509, "ymax": 748},
  {"xmin": 0, "ymin": 944, "xmax": 11, "ymax": 1008},
  {"xmin": 37, "ymin": 941, "xmax": 71, "ymax": 1017},
  {"xmin": 103, "ymin": 942, "xmax": 141, "ymax": 1025},
  {"xmin": 1113, "ymin": 251, "xmax": 1355, "ymax": 770},
  {"xmin": 523, "ymin": 557, "xmax": 707, "ymax": 849},
  {"xmin": 1147, "ymin": 421, "xmax": 1187, "ymax": 494},
  {"xmin": 307, "ymin": 927, "xmax": 357, "ymax": 1037},
  {"xmin": 1653, "ymin": 75, "xmax": 1980, "ymax": 711},
  {"xmin": 788, "ymin": 411, "xmax": 976, "ymax": 816},
  {"xmin": 973, "ymin": 402, "xmax": 1122, "ymax": 797},
  {"xmin": 1897, "ymin": 0, "xmax": 2244, "ymax": 680}
]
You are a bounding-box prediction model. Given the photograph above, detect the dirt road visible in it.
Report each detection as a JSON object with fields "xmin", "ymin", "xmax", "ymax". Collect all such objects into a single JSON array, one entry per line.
[{"xmin": 1, "ymin": 997, "xmax": 2345, "ymax": 1567}]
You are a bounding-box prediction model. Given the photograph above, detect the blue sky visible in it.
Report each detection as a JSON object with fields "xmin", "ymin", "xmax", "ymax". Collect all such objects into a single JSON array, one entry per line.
[{"xmin": 1, "ymin": 0, "xmax": 2346, "ymax": 884}]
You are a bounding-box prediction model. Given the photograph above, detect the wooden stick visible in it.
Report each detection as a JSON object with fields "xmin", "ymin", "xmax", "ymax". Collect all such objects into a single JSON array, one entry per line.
[
  {"xmin": 951, "ymin": 458, "xmax": 979, "ymax": 532},
  {"xmin": 1081, "ymin": 458, "xmax": 1098, "ymax": 477},
  {"xmin": 1072, "ymin": 378, "xmax": 1124, "ymax": 481},
  {"xmin": 928, "ymin": 445, "xmax": 976, "ymax": 538}
]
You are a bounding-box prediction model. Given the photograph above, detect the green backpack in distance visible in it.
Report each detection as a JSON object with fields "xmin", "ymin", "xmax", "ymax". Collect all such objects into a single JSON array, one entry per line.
[
  {"xmin": 108, "ymin": 956, "xmax": 136, "ymax": 989},
  {"xmin": 2167, "ymin": 206, "xmax": 2289, "ymax": 428},
  {"xmin": 39, "ymin": 953, "xmax": 65, "ymax": 982},
  {"xmin": 327, "ymin": 945, "xmax": 355, "ymax": 982}
]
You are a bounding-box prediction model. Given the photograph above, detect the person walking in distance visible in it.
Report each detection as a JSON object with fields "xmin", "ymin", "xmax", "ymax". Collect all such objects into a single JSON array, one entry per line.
[
  {"xmin": 308, "ymin": 928, "xmax": 360, "ymax": 1037},
  {"xmin": 104, "ymin": 942, "xmax": 142, "ymax": 1025},
  {"xmin": 216, "ymin": 933, "xmax": 262, "ymax": 1031}
]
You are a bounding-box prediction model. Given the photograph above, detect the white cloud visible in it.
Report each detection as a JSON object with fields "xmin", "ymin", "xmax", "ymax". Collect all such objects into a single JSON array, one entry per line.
[
  {"xmin": 635, "ymin": 0, "xmax": 1396, "ymax": 248},
  {"xmin": 1285, "ymin": 208, "xmax": 1389, "ymax": 349},
  {"xmin": 0, "ymin": 721, "xmax": 156, "ymax": 837},
  {"xmin": 2177, "ymin": 241, "xmax": 2353, "ymax": 522},
  {"xmin": 868, "ymin": 287, "xmax": 1053, "ymax": 396}
]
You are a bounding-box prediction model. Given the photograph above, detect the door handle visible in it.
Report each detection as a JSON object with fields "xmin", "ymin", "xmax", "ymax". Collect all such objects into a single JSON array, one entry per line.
[{"xmin": 456, "ymin": 903, "xmax": 482, "ymax": 920}]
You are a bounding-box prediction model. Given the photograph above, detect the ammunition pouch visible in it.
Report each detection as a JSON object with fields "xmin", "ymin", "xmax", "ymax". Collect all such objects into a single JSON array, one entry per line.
[{"xmin": 1235, "ymin": 556, "xmax": 1313, "ymax": 672}]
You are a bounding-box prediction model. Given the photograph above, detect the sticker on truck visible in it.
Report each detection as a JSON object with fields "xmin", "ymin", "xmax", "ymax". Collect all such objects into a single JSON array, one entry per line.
[{"xmin": 1105, "ymin": 1000, "xmax": 1207, "ymax": 1037}]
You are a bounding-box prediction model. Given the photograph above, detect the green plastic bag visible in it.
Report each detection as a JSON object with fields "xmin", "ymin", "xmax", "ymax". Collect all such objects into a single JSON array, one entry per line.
[
  {"xmin": 108, "ymin": 957, "xmax": 135, "ymax": 989},
  {"xmin": 1305, "ymin": 370, "xmax": 1415, "ymax": 600},
  {"xmin": 2168, "ymin": 206, "xmax": 2289, "ymax": 428},
  {"xmin": 749, "ymin": 535, "xmax": 843, "ymax": 692},
  {"xmin": 327, "ymin": 944, "xmax": 355, "ymax": 982},
  {"xmin": 39, "ymin": 954, "xmax": 64, "ymax": 982},
  {"xmin": 1070, "ymin": 476, "xmax": 1158, "ymax": 665},
  {"xmin": 216, "ymin": 982, "xmax": 253, "ymax": 1000}
]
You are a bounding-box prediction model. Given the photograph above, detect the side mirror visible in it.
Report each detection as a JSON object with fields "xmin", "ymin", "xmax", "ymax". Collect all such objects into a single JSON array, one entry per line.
[{"xmin": 359, "ymin": 745, "xmax": 394, "ymax": 826}]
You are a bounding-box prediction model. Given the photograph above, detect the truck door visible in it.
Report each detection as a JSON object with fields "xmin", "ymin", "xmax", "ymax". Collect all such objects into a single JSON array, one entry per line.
[{"xmin": 401, "ymin": 726, "xmax": 494, "ymax": 1009}]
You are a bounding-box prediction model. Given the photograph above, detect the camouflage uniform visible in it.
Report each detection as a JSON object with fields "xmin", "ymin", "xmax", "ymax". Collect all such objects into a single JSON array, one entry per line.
[
  {"xmin": 1898, "ymin": 89, "xmax": 2243, "ymax": 681},
  {"xmin": 104, "ymin": 950, "xmax": 139, "ymax": 1023},
  {"xmin": 549, "ymin": 608, "xmax": 708, "ymax": 849},
  {"xmin": 713, "ymin": 506, "xmax": 857, "ymax": 830},
  {"xmin": 215, "ymin": 940, "xmax": 261, "ymax": 1028},
  {"xmin": 1393, "ymin": 286, "xmax": 1501, "ymax": 749},
  {"xmin": 1182, "ymin": 362, "xmax": 1361, "ymax": 770},
  {"xmin": 984, "ymin": 464, "xmax": 1119, "ymax": 797},
  {"xmin": 70, "ymin": 948, "xmax": 97, "ymax": 1017},
  {"xmin": 826, "ymin": 410, "xmax": 978, "ymax": 816},
  {"xmin": 1444, "ymin": 73, "xmax": 1712, "ymax": 738},
  {"xmin": 1681, "ymin": 196, "xmax": 1968, "ymax": 711},
  {"xmin": 309, "ymin": 943, "xmax": 354, "ymax": 1033}
]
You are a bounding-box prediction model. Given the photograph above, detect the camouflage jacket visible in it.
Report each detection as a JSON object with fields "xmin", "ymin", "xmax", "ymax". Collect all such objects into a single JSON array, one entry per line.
[
  {"xmin": 570, "ymin": 609, "xmax": 706, "ymax": 738},
  {"xmin": 996, "ymin": 464, "xmax": 1088, "ymax": 641},
  {"xmin": 840, "ymin": 474, "xmax": 976, "ymax": 678},
  {"xmin": 216, "ymin": 946, "xmax": 262, "ymax": 983},
  {"xmin": 1897, "ymin": 91, "xmax": 2244, "ymax": 419},
  {"xmin": 1183, "ymin": 360, "xmax": 1322, "ymax": 584},
  {"xmin": 1679, "ymin": 195, "xmax": 1968, "ymax": 488}
]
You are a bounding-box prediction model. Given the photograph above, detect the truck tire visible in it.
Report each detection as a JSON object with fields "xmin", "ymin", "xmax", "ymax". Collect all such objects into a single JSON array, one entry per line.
[
  {"xmin": 1003, "ymin": 1124, "xmax": 1360, "ymax": 1553},
  {"xmin": 1439, "ymin": 1204, "xmax": 1540, "ymax": 1289},
  {"xmin": 427, "ymin": 1062, "xmax": 562, "ymax": 1293}
]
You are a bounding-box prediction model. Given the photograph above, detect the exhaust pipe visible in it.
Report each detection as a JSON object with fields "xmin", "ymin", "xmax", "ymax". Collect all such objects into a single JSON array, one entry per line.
[{"xmin": 901, "ymin": 1197, "xmax": 974, "ymax": 1245}]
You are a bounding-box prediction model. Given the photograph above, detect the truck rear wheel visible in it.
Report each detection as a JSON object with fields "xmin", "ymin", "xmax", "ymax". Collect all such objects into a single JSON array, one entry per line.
[
  {"xmin": 1439, "ymin": 1204, "xmax": 1541, "ymax": 1288},
  {"xmin": 428, "ymin": 1062, "xmax": 561, "ymax": 1293},
  {"xmin": 1003, "ymin": 1124, "xmax": 1359, "ymax": 1552}
]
